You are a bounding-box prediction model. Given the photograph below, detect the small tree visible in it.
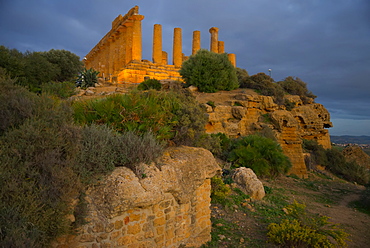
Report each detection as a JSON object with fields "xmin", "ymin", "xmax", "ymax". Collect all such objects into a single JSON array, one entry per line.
[
  {"xmin": 76, "ymin": 68, "xmax": 99, "ymax": 89},
  {"xmin": 179, "ymin": 49, "xmax": 239, "ymax": 93}
]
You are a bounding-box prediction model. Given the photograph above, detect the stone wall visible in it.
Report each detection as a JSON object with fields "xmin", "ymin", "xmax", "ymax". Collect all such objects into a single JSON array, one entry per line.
[{"xmin": 53, "ymin": 146, "xmax": 221, "ymax": 248}]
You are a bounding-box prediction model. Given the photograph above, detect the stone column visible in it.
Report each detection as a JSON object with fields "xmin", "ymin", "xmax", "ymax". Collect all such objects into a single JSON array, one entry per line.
[
  {"xmin": 228, "ymin": 53, "xmax": 236, "ymax": 67},
  {"xmin": 209, "ymin": 27, "xmax": 219, "ymax": 53},
  {"xmin": 119, "ymin": 25, "xmax": 127, "ymax": 67},
  {"xmin": 192, "ymin": 30, "xmax": 201, "ymax": 55},
  {"xmin": 109, "ymin": 36, "xmax": 116, "ymax": 77},
  {"xmin": 218, "ymin": 41, "xmax": 225, "ymax": 53},
  {"xmin": 125, "ymin": 23, "xmax": 133, "ymax": 64},
  {"xmin": 131, "ymin": 14, "xmax": 144, "ymax": 62},
  {"xmin": 162, "ymin": 51, "xmax": 168, "ymax": 65},
  {"xmin": 152, "ymin": 24, "xmax": 162, "ymax": 64},
  {"xmin": 173, "ymin": 27, "xmax": 182, "ymax": 67}
]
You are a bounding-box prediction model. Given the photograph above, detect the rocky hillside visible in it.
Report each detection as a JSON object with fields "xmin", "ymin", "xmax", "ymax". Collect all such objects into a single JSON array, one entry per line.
[
  {"xmin": 194, "ymin": 88, "xmax": 332, "ymax": 178},
  {"xmin": 75, "ymin": 83, "xmax": 333, "ymax": 179}
]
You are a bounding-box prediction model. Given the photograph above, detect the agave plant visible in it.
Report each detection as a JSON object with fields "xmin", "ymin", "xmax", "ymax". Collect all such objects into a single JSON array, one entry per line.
[{"xmin": 76, "ymin": 68, "xmax": 99, "ymax": 89}]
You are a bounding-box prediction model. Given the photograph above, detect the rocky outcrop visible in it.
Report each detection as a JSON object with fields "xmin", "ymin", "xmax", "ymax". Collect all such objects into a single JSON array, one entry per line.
[
  {"xmin": 196, "ymin": 89, "xmax": 333, "ymax": 178},
  {"xmin": 232, "ymin": 167, "xmax": 265, "ymax": 200},
  {"xmin": 53, "ymin": 146, "xmax": 221, "ymax": 248},
  {"xmin": 342, "ymin": 145, "xmax": 370, "ymax": 169}
]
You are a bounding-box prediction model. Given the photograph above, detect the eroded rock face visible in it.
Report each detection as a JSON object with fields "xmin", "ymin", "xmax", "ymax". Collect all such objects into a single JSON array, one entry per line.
[
  {"xmin": 53, "ymin": 146, "xmax": 221, "ymax": 248},
  {"xmin": 342, "ymin": 145, "xmax": 370, "ymax": 169},
  {"xmin": 232, "ymin": 167, "xmax": 265, "ymax": 200},
  {"xmin": 196, "ymin": 89, "xmax": 333, "ymax": 178}
]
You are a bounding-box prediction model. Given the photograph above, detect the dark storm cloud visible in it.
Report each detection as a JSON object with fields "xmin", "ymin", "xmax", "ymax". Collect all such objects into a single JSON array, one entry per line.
[{"xmin": 0, "ymin": 0, "xmax": 369, "ymax": 135}]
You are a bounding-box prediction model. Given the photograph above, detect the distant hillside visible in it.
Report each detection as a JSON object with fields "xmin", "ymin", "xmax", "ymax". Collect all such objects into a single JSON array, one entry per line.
[{"xmin": 331, "ymin": 135, "xmax": 370, "ymax": 145}]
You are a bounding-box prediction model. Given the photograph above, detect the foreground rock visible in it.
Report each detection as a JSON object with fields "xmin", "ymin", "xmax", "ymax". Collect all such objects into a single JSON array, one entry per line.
[
  {"xmin": 232, "ymin": 167, "xmax": 265, "ymax": 200},
  {"xmin": 53, "ymin": 146, "xmax": 221, "ymax": 248}
]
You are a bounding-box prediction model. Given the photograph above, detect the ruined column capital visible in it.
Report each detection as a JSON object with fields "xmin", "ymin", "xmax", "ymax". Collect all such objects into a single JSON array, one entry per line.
[
  {"xmin": 209, "ymin": 27, "xmax": 219, "ymax": 33},
  {"xmin": 130, "ymin": 14, "xmax": 144, "ymax": 21}
]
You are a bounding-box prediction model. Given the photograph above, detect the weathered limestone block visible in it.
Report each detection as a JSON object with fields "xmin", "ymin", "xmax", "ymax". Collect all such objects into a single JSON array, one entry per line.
[
  {"xmin": 53, "ymin": 146, "xmax": 221, "ymax": 248},
  {"xmin": 232, "ymin": 167, "xmax": 265, "ymax": 200}
]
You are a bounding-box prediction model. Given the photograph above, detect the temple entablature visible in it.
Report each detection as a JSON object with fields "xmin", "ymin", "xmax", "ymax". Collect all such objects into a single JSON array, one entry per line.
[{"xmin": 84, "ymin": 6, "xmax": 237, "ymax": 84}]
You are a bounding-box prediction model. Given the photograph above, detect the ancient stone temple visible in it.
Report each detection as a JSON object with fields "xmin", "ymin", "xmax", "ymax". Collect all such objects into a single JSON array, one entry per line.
[{"xmin": 84, "ymin": 6, "xmax": 236, "ymax": 84}]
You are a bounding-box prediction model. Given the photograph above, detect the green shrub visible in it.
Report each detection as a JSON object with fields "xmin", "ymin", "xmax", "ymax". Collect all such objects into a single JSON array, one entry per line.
[
  {"xmin": 277, "ymin": 76, "xmax": 316, "ymax": 104},
  {"xmin": 41, "ymin": 81, "xmax": 76, "ymax": 99},
  {"xmin": 76, "ymin": 68, "xmax": 99, "ymax": 89},
  {"xmin": 228, "ymin": 135, "xmax": 291, "ymax": 178},
  {"xmin": 0, "ymin": 90, "xmax": 164, "ymax": 246},
  {"xmin": 240, "ymin": 72, "xmax": 285, "ymax": 105},
  {"xmin": 302, "ymin": 139, "xmax": 328, "ymax": 169},
  {"xmin": 0, "ymin": 105, "xmax": 81, "ymax": 247},
  {"xmin": 267, "ymin": 201, "xmax": 349, "ymax": 247},
  {"xmin": 75, "ymin": 125, "xmax": 164, "ymax": 181},
  {"xmin": 73, "ymin": 91, "xmax": 176, "ymax": 140},
  {"xmin": 354, "ymin": 186, "xmax": 370, "ymax": 215},
  {"xmin": 211, "ymin": 176, "xmax": 232, "ymax": 205},
  {"xmin": 325, "ymin": 149, "xmax": 369, "ymax": 185},
  {"xmin": 284, "ymin": 99, "xmax": 296, "ymax": 111},
  {"xmin": 236, "ymin": 67, "xmax": 250, "ymax": 87},
  {"xmin": 180, "ymin": 49, "xmax": 239, "ymax": 93},
  {"xmin": 304, "ymin": 140, "xmax": 369, "ymax": 185},
  {"xmin": 0, "ymin": 74, "xmax": 38, "ymax": 135},
  {"xmin": 73, "ymin": 88, "xmax": 208, "ymax": 146},
  {"xmin": 169, "ymin": 89, "xmax": 208, "ymax": 146},
  {"xmin": 137, "ymin": 78, "xmax": 162, "ymax": 91}
]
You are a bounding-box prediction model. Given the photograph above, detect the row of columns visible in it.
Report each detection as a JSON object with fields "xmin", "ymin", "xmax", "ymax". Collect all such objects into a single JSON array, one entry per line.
[
  {"xmin": 85, "ymin": 12, "xmax": 236, "ymax": 81},
  {"xmin": 84, "ymin": 13, "xmax": 144, "ymax": 79},
  {"xmin": 152, "ymin": 25, "xmax": 236, "ymax": 68}
]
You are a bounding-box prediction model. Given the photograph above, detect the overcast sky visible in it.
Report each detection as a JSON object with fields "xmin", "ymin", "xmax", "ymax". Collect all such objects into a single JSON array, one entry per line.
[{"xmin": 0, "ymin": 0, "xmax": 369, "ymax": 136}]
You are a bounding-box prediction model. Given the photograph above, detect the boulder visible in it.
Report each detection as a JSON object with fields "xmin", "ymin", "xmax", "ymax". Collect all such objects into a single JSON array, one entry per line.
[{"xmin": 232, "ymin": 167, "xmax": 265, "ymax": 200}]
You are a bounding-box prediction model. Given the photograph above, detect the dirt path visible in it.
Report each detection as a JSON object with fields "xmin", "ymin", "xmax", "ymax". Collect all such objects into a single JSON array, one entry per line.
[
  {"xmin": 321, "ymin": 190, "xmax": 370, "ymax": 248},
  {"xmin": 264, "ymin": 175, "xmax": 370, "ymax": 248}
]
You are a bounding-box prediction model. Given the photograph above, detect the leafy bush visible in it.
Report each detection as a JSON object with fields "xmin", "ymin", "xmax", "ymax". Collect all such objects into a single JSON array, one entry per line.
[
  {"xmin": 73, "ymin": 88, "xmax": 208, "ymax": 146},
  {"xmin": 354, "ymin": 186, "xmax": 370, "ymax": 215},
  {"xmin": 0, "ymin": 74, "xmax": 38, "ymax": 135},
  {"xmin": 0, "ymin": 86, "xmax": 165, "ymax": 246},
  {"xmin": 0, "ymin": 46, "xmax": 82, "ymax": 93},
  {"xmin": 0, "ymin": 102, "xmax": 81, "ymax": 247},
  {"xmin": 41, "ymin": 81, "xmax": 76, "ymax": 99},
  {"xmin": 325, "ymin": 148, "xmax": 369, "ymax": 185},
  {"xmin": 76, "ymin": 68, "xmax": 99, "ymax": 89},
  {"xmin": 228, "ymin": 135, "xmax": 292, "ymax": 178},
  {"xmin": 137, "ymin": 78, "xmax": 162, "ymax": 91},
  {"xmin": 267, "ymin": 201, "xmax": 349, "ymax": 247},
  {"xmin": 277, "ymin": 76, "xmax": 316, "ymax": 104},
  {"xmin": 303, "ymin": 140, "xmax": 369, "ymax": 185},
  {"xmin": 169, "ymin": 88, "xmax": 208, "ymax": 146},
  {"xmin": 75, "ymin": 125, "xmax": 164, "ymax": 181},
  {"xmin": 236, "ymin": 67, "xmax": 250, "ymax": 87},
  {"xmin": 73, "ymin": 91, "xmax": 175, "ymax": 140},
  {"xmin": 302, "ymin": 139, "xmax": 328, "ymax": 169},
  {"xmin": 180, "ymin": 49, "xmax": 239, "ymax": 93},
  {"xmin": 240, "ymin": 72, "xmax": 285, "ymax": 105},
  {"xmin": 211, "ymin": 176, "xmax": 232, "ymax": 205}
]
